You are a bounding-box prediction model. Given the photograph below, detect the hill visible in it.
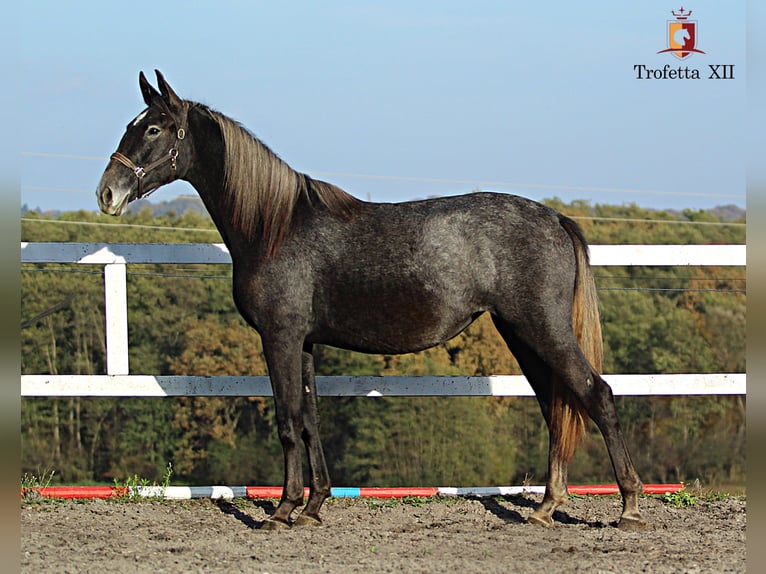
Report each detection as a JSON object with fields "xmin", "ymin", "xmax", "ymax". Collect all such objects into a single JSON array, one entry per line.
[{"xmin": 22, "ymin": 195, "xmax": 747, "ymax": 223}]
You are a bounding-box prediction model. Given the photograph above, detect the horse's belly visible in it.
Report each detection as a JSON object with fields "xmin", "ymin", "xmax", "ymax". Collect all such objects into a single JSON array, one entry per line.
[
  {"xmin": 310, "ymin": 233, "xmax": 490, "ymax": 353},
  {"xmin": 311, "ymin": 295, "xmax": 481, "ymax": 355}
]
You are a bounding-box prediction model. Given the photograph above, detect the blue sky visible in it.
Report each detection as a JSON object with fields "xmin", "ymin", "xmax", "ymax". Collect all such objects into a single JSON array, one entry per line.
[{"xmin": 19, "ymin": 1, "xmax": 746, "ymax": 213}]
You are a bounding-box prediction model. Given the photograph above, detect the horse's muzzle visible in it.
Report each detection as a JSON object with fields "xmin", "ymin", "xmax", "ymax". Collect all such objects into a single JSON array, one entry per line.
[{"xmin": 96, "ymin": 184, "xmax": 130, "ymax": 216}]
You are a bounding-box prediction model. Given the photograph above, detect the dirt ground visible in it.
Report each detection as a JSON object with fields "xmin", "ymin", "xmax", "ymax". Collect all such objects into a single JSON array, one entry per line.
[{"xmin": 21, "ymin": 493, "xmax": 745, "ymax": 573}]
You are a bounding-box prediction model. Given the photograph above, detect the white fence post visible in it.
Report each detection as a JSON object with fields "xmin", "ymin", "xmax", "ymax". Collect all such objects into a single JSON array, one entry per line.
[{"xmin": 103, "ymin": 263, "xmax": 129, "ymax": 375}]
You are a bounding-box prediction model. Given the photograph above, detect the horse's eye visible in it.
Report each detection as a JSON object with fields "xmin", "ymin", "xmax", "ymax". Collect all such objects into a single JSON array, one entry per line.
[{"xmin": 147, "ymin": 126, "xmax": 161, "ymax": 136}]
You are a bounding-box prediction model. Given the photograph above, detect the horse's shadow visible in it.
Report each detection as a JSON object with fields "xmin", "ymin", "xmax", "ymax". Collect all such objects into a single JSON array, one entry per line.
[
  {"xmin": 479, "ymin": 495, "xmax": 608, "ymax": 528},
  {"xmin": 216, "ymin": 495, "xmax": 608, "ymax": 530},
  {"xmin": 476, "ymin": 495, "xmax": 528, "ymax": 524},
  {"xmin": 215, "ymin": 499, "xmax": 275, "ymax": 530}
]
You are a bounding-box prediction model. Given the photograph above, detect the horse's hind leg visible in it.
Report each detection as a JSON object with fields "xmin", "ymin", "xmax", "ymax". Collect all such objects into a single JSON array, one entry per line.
[
  {"xmin": 577, "ymin": 372, "xmax": 646, "ymax": 529},
  {"xmin": 293, "ymin": 346, "xmax": 331, "ymax": 527},
  {"xmin": 491, "ymin": 317, "xmax": 571, "ymax": 525},
  {"xmin": 528, "ymin": 377, "xmax": 582, "ymax": 527},
  {"xmin": 537, "ymin": 342, "xmax": 645, "ymax": 529}
]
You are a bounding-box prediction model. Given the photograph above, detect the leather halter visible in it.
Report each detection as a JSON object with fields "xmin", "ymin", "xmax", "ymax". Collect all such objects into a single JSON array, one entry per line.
[{"xmin": 110, "ymin": 103, "xmax": 188, "ymax": 200}]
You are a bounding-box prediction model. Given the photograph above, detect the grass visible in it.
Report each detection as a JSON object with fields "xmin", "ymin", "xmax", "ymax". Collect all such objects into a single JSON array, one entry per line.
[
  {"xmin": 701, "ymin": 490, "xmax": 742, "ymax": 502},
  {"xmin": 660, "ymin": 488, "xmax": 698, "ymax": 508},
  {"xmin": 21, "ymin": 462, "xmax": 176, "ymax": 503},
  {"xmin": 656, "ymin": 480, "xmax": 746, "ymax": 507},
  {"xmin": 21, "ymin": 468, "xmax": 56, "ymax": 499},
  {"xmin": 112, "ymin": 461, "xmax": 175, "ymax": 501}
]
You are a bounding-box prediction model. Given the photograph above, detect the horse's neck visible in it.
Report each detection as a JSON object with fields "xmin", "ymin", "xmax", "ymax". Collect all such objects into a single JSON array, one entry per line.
[{"xmin": 182, "ymin": 107, "xmax": 262, "ymax": 257}]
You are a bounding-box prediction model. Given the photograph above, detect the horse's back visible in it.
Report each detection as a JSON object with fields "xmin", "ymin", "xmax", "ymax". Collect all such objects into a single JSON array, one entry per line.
[
  {"xmin": 333, "ymin": 192, "xmax": 567, "ymax": 252},
  {"xmin": 338, "ymin": 192, "xmax": 577, "ymax": 291}
]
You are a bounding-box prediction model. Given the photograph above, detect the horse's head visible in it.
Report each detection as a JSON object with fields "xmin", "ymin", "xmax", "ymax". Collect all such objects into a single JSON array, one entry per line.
[{"xmin": 97, "ymin": 70, "xmax": 189, "ymax": 215}]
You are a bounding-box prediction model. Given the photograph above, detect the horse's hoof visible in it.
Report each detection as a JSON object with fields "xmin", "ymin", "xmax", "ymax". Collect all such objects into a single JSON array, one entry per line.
[
  {"xmin": 261, "ymin": 518, "xmax": 291, "ymax": 531},
  {"xmin": 527, "ymin": 513, "xmax": 554, "ymax": 527},
  {"xmin": 293, "ymin": 513, "xmax": 322, "ymax": 528},
  {"xmin": 617, "ymin": 516, "xmax": 649, "ymax": 531}
]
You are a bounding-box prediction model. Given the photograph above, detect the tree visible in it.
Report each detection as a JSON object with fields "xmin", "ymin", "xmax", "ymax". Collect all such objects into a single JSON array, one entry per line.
[{"xmin": 166, "ymin": 316, "xmax": 280, "ymax": 483}]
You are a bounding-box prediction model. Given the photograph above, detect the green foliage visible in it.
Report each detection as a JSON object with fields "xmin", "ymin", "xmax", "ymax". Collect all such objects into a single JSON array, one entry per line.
[
  {"xmin": 21, "ymin": 468, "xmax": 56, "ymax": 491},
  {"xmin": 320, "ymin": 396, "xmax": 517, "ymax": 487},
  {"xmin": 20, "ymin": 468, "xmax": 57, "ymax": 502},
  {"xmin": 20, "ymin": 201, "xmax": 746, "ymax": 489},
  {"xmin": 112, "ymin": 461, "xmax": 174, "ymax": 501},
  {"xmin": 661, "ymin": 488, "xmax": 697, "ymax": 508},
  {"xmin": 400, "ymin": 496, "xmax": 430, "ymax": 507},
  {"xmin": 701, "ymin": 490, "xmax": 740, "ymax": 502}
]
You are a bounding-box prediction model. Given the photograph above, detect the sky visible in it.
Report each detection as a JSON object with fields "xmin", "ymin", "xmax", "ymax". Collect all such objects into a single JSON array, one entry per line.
[{"xmin": 18, "ymin": 0, "xmax": 746, "ymax": 214}]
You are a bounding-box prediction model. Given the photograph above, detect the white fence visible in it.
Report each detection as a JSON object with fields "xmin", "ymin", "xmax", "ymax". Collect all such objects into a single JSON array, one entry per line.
[{"xmin": 20, "ymin": 243, "xmax": 747, "ymax": 398}]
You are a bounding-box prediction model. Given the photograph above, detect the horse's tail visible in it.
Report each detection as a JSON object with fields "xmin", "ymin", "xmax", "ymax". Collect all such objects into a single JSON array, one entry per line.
[{"xmin": 551, "ymin": 215, "xmax": 603, "ymax": 464}]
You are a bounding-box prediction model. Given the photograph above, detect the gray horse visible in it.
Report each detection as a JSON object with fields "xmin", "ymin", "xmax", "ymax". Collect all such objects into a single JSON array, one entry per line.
[{"xmin": 97, "ymin": 70, "xmax": 646, "ymax": 531}]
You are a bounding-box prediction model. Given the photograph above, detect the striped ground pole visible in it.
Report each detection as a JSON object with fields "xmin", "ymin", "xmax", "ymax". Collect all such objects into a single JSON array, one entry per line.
[{"xmin": 23, "ymin": 484, "xmax": 684, "ymax": 500}]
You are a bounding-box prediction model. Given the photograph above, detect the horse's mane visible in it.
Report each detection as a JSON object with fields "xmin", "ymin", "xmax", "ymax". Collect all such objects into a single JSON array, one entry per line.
[{"xmin": 200, "ymin": 105, "xmax": 363, "ymax": 257}]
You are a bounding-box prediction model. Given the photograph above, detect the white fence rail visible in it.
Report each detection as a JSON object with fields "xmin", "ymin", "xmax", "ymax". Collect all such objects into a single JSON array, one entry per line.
[{"xmin": 20, "ymin": 243, "xmax": 747, "ymax": 398}]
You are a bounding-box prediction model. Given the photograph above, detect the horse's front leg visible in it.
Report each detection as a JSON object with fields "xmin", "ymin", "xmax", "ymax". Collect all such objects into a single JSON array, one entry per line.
[
  {"xmin": 293, "ymin": 345, "xmax": 331, "ymax": 527},
  {"xmin": 261, "ymin": 336, "xmax": 306, "ymax": 530}
]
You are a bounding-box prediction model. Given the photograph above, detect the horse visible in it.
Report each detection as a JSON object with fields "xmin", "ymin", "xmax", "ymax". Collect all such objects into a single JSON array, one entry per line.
[{"xmin": 97, "ymin": 70, "xmax": 646, "ymax": 531}]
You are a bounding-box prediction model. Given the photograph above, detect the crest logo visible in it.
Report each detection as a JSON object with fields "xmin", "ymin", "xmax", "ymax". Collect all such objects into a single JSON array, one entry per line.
[{"xmin": 657, "ymin": 6, "xmax": 705, "ymax": 60}]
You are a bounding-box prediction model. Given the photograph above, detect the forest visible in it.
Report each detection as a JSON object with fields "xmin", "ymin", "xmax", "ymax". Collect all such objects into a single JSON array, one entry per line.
[{"xmin": 20, "ymin": 197, "xmax": 746, "ymax": 490}]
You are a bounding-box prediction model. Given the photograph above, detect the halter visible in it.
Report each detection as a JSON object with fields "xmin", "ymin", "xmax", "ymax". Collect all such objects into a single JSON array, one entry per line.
[{"xmin": 110, "ymin": 102, "xmax": 188, "ymax": 200}]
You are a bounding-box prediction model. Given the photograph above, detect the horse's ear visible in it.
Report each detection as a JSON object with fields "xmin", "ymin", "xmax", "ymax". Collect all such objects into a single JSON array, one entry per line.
[
  {"xmin": 139, "ymin": 71, "xmax": 161, "ymax": 107},
  {"xmin": 155, "ymin": 70, "xmax": 183, "ymax": 112}
]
